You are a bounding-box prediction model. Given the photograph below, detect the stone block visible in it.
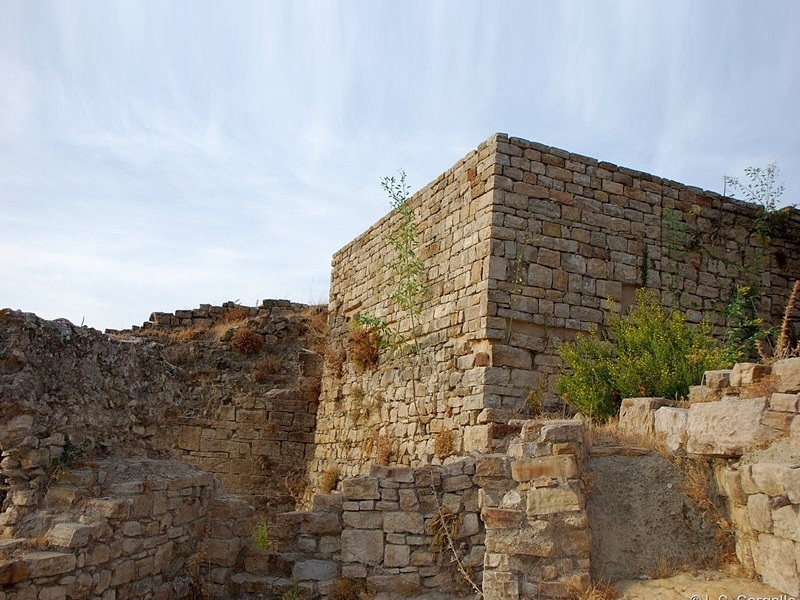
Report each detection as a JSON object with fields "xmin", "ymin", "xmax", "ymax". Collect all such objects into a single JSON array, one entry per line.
[
  {"xmin": 46, "ymin": 523, "xmax": 92, "ymax": 548},
  {"xmin": 455, "ymin": 513, "xmax": 481, "ymax": 539},
  {"xmin": 772, "ymin": 504, "xmax": 800, "ymax": 542},
  {"xmin": 475, "ymin": 454, "xmax": 511, "ymax": 478},
  {"xmin": 23, "ymin": 551, "xmax": 76, "ymax": 578},
  {"xmin": 619, "ymin": 397, "xmax": 670, "ymax": 435},
  {"xmin": 481, "ymin": 507, "xmax": 526, "ymax": 530},
  {"xmin": 481, "ymin": 570, "xmax": 520, "ymax": 600},
  {"xmin": 341, "ymin": 529, "xmax": 384, "ymax": 564},
  {"xmin": 750, "ymin": 463, "xmax": 790, "ymax": 496},
  {"xmin": 540, "ymin": 421, "xmax": 585, "ymax": 444},
  {"xmin": 686, "ymin": 397, "xmax": 778, "ymax": 457},
  {"xmin": 770, "ymin": 393, "xmax": 800, "ymax": 413},
  {"xmin": 343, "ymin": 511, "xmax": 382, "ymax": 529},
  {"xmin": 383, "ymin": 512, "xmax": 424, "ymax": 534},
  {"xmin": 343, "ymin": 477, "xmax": 380, "ymax": 500},
  {"xmin": 716, "ymin": 466, "xmax": 748, "ymax": 505},
  {"xmin": 527, "ymin": 486, "xmax": 582, "ymax": 515},
  {"xmin": 301, "ymin": 512, "xmax": 341, "ymax": 535},
  {"xmin": 730, "ymin": 362, "xmax": 771, "ymax": 387},
  {"xmin": 747, "ymin": 494, "xmax": 772, "ymax": 533},
  {"xmin": 0, "ymin": 558, "xmax": 28, "ymax": 585},
  {"xmin": 292, "ymin": 559, "xmax": 338, "ymax": 581},
  {"xmin": 688, "ymin": 385, "xmax": 719, "ymax": 404},
  {"xmin": 511, "ymin": 455, "xmax": 579, "ymax": 481},
  {"xmin": 786, "ymin": 468, "xmax": 800, "ymax": 504},
  {"xmin": 773, "ymin": 357, "xmax": 800, "ymax": 393},
  {"xmin": 384, "ymin": 544, "xmax": 410, "ymax": 567},
  {"xmin": 752, "ymin": 533, "xmax": 799, "ymax": 596},
  {"xmin": 484, "ymin": 523, "xmax": 555, "ymax": 556},
  {"xmin": 702, "ymin": 370, "xmax": 732, "ymax": 390},
  {"xmin": 654, "ymin": 407, "xmax": 688, "ymax": 454}
]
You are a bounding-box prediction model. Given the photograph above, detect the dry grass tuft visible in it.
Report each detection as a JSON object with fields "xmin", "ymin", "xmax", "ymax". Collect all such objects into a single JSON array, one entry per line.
[
  {"xmin": 168, "ymin": 325, "xmax": 206, "ymax": 341},
  {"xmin": 568, "ymin": 580, "xmax": 616, "ymax": 600},
  {"xmin": 223, "ymin": 306, "xmax": 251, "ymax": 324},
  {"xmin": 252, "ymin": 354, "xmax": 283, "ymax": 382},
  {"xmin": 327, "ymin": 577, "xmax": 376, "ymax": 600},
  {"xmin": 375, "ymin": 438, "xmax": 393, "ymax": 466},
  {"xmin": 426, "ymin": 506, "xmax": 462, "ymax": 550},
  {"xmin": 348, "ymin": 326, "xmax": 381, "ymax": 370},
  {"xmin": 739, "ymin": 374, "xmax": 779, "ymax": 399},
  {"xmin": 230, "ymin": 328, "xmax": 264, "ymax": 355},
  {"xmin": 319, "ymin": 467, "xmax": 340, "ymax": 494},
  {"xmin": 325, "ymin": 346, "xmax": 347, "ymax": 379},
  {"xmin": 433, "ymin": 430, "xmax": 455, "ymax": 459},
  {"xmin": 284, "ymin": 468, "xmax": 309, "ymax": 505}
]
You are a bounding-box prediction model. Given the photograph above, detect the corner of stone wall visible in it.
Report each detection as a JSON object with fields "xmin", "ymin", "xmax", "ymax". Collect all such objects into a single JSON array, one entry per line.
[{"xmin": 478, "ymin": 419, "xmax": 591, "ymax": 599}]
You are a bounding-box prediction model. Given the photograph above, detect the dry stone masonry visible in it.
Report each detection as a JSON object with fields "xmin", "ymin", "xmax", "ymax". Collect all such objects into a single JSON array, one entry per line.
[{"xmin": 312, "ymin": 133, "xmax": 800, "ymax": 490}]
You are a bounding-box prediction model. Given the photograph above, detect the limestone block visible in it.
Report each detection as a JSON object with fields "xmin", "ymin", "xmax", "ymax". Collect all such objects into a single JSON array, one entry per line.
[
  {"xmin": 301, "ymin": 512, "xmax": 341, "ymax": 535},
  {"xmin": 481, "ymin": 570, "xmax": 520, "ymax": 600},
  {"xmin": 342, "ymin": 511, "xmax": 382, "ymax": 529},
  {"xmin": 0, "ymin": 558, "xmax": 28, "ymax": 586},
  {"xmin": 747, "ymin": 494, "xmax": 772, "ymax": 533},
  {"xmin": 383, "ymin": 512, "xmax": 424, "ymax": 534},
  {"xmin": 686, "ymin": 397, "xmax": 777, "ymax": 457},
  {"xmin": 492, "ymin": 344, "xmax": 532, "ymax": 369},
  {"xmin": 786, "ymin": 468, "xmax": 800, "ymax": 504},
  {"xmin": 46, "ymin": 523, "xmax": 92, "ymax": 548},
  {"xmin": 526, "ymin": 486, "xmax": 582, "ymax": 515},
  {"xmin": 540, "ymin": 421, "xmax": 585, "ymax": 444},
  {"xmin": 484, "ymin": 525, "xmax": 555, "ymax": 556},
  {"xmin": 619, "ymin": 397, "xmax": 670, "ymax": 436},
  {"xmin": 654, "ymin": 407, "xmax": 688, "ymax": 454},
  {"xmin": 772, "ymin": 504, "xmax": 800, "ymax": 542},
  {"xmin": 341, "ymin": 529, "xmax": 384, "ymax": 565},
  {"xmin": 750, "ymin": 463, "xmax": 790, "ymax": 496},
  {"xmin": 770, "ymin": 393, "xmax": 800, "ymax": 413},
  {"xmin": 730, "ymin": 362, "xmax": 771, "ymax": 387},
  {"xmin": 715, "ymin": 466, "xmax": 748, "ymax": 505},
  {"xmin": 0, "ymin": 414, "xmax": 34, "ymax": 447},
  {"xmin": 455, "ymin": 513, "xmax": 481, "ymax": 539},
  {"xmin": 688, "ymin": 385, "xmax": 719, "ymax": 404},
  {"xmin": 702, "ymin": 370, "xmax": 732, "ymax": 390},
  {"xmin": 511, "ymin": 455, "xmax": 579, "ymax": 481},
  {"xmin": 292, "ymin": 559, "xmax": 338, "ymax": 581},
  {"xmin": 773, "ymin": 358, "xmax": 800, "ymax": 393},
  {"xmin": 342, "ymin": 477, "xmax": 379, "ymax": 500},
  {"xmin": 23, "ymin": 551, "xmax": 77, "ymax": 578},
  {"xmin": 475, "ymin": 454, "xmax": 511, "ymax": 478},
  {"xmin": 37, "ymin": 586, "xmax": 66, "ymax": 600},
  {"xmin": 752, "ymin": 533, "xmax": 799, "ymax": 596},
  {"xmin": 384, "ymin": 544, "xmax": 410, "ymax": 568}
]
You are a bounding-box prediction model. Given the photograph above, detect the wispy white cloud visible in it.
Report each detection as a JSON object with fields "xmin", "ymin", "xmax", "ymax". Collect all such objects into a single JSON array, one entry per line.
[{"xmin": 2, "ymin": 0, "xmax": 798, "ymax": 329}]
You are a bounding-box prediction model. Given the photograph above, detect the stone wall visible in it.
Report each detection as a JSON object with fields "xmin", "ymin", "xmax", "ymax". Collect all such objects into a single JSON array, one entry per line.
[
  {"xmin": 620, "ymin": 357, "xmax": 800, "ymax": 596},
  {"xmin": 487, "ymin": 136, "xmax": 800, "ymax": 412},
  {"xmin": 310, "ymin": 136, "xmax": 501, "ymax": 484},
  {"xmin": 120, "ymin": 300, "xmax": 325, "ymax": 517},
  {"xmin": 243, "ymin": 421, "xmax": 592, "ymax": 600},
  {"xmin": 0, "ymin": 458, "xmax": 253, "ymax": 600},
  {"xmin": 312, "ymin": 133, "xmax": 800, "ymax": 490}
]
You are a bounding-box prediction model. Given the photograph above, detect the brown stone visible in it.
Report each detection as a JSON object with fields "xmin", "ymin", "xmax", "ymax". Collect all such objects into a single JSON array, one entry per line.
[{"xmin": 511, "ymin": 455, "xmax": 579, "ymax": 481}]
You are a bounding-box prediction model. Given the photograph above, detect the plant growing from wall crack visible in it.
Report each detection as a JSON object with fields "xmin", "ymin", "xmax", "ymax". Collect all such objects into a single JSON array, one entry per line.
[{"xmin": 382, "ymin": 170, "xmax": 427, "ymax": 353}]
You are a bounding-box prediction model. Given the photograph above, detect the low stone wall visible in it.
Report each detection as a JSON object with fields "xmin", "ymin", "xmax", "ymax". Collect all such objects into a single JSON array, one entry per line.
[
  {"xmin": 619, "ymin": 357, "xmax": 800, "ymax": 596},
  {"xmin": 478, "ymin": 420, "xmax": 590, "ymax": 599},
  {"xmin": 0, "ymin": 459, "xmax": 254, "ymax": 599}
]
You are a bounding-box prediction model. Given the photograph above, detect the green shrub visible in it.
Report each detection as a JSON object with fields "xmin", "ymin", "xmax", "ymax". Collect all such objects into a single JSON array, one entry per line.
[{"xmin": 557, "ymin": 290, "xmax": 727, "ymax": 421}]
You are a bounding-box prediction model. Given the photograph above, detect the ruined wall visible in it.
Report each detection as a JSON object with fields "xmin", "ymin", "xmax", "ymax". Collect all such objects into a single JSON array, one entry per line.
[
  {"xmin": 310, "ymin": 135, "xmax": 503, "ymax": 483},
  {"xmin": 619, "ymin": 357, "xmax": 800, "ymax": 596},
  {"xmin": 314, "ymin": 133, "xmax": 800, "ymax": 489},
  {"xmin": 118, "ymin": 301, "xmax": 325, "ymax": 517}
]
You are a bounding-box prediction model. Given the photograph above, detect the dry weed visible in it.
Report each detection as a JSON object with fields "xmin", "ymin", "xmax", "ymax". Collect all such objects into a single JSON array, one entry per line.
[
  {"xmin": 284, "ymin": 468, "xmax": 309, "ymax": 505},
  {"xmin": 319, "ymin": 467, "xmax": 340, "ymax": 494},
  {"xmin": 426, "ymin": 506, "xmax": 462, "ymax": 550},
  {"xmin": 375, "ymin": 438, "xmax": 393, "ymax": 466},
  {"xmin": 433, "ymin": 430, "xmax": 455, "ymax": 459},
  {"xmin": 230, "ymin": 328, "xmax": 264, "ymax": 355},
  {"xmin": 348, "ymin": 326, "xmax": 381, "ymax": 370},
  {"xmin": 169, "ymin": 325, "xmax": 206, "ymax": 342},
  {"xmin": 739, "ymin": 374, "xmax": 779, "ymax": 399},
  {"xmin": 325, "ymin": 346, "xmax": 347, "ymax": 379},
  {"xmin": 327, "ymin": 577, "xmax": 376, "ymax": 600},
  {"xmin": 252, "ymin": 354, "xmax": 283, "ymax": 382},
  {"xmin": 568, "ymin": 580, "xmax": 616, "ymax": 600},
  {"xmin": 223, "ymin": 306, "xmax": 251, "ymax": 323}
]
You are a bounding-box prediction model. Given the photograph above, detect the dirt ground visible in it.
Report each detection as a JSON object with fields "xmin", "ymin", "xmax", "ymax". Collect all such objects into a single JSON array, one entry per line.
[
  {"xmin": 615, "ymin": 569, "xmax": 788, "ymax": 599},
  {"xmin": 586, "ymin": 451, "xmax": 724, "ymax": 583}
]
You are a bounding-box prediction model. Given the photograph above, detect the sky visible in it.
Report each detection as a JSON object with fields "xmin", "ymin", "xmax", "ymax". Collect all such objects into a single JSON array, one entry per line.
[{"xmin": 2, "ymin": 1, "xmax": 799, "ymax": 331}]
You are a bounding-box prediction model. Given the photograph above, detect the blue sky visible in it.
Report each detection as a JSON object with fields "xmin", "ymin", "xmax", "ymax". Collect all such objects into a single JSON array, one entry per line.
[{"xmin": 2, "ymin": 0, "xmax": 798, "ymax": 331}]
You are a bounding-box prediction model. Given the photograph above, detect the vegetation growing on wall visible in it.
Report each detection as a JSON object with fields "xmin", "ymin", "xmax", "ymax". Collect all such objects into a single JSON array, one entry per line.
[{"xmin": 557, "ymin": 290, "xmax": 726, "ymax": 421}]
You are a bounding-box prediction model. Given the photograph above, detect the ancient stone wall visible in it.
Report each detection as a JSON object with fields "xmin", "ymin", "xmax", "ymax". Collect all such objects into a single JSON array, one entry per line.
[
  {"xmin": 487, "ymin": 136, "xmax": 800, "ymax": 412},
  {"xmin": 117, "ymin": 300, "xmax": 325, "ymax": 517},
  {"xmin": 620, "ymin": 357, "xmax": 800, "ymax": 596},
  {"xmin": 313, "ymin": 133, "xmax": 800, "ymax": 489},
  {"xmin": 309, "ymin": 135, "xmax": 502, "ymax": 484}
]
